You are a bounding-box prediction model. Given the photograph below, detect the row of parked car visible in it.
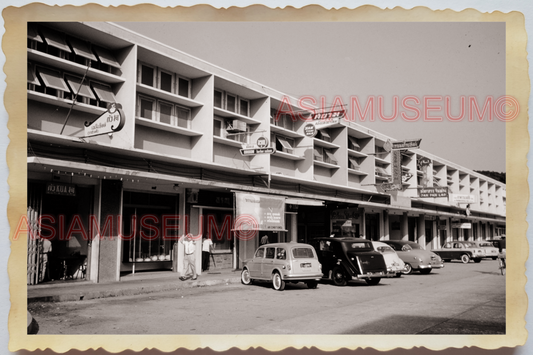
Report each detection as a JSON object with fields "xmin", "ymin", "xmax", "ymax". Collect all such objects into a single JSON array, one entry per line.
[{"xmin": 240, "ymin": 237, "xmax": 501, "ymax": 291}]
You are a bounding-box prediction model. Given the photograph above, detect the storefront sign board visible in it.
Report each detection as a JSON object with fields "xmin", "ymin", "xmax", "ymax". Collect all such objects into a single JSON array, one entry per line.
[
  {"xmin": 235, "ymin": 192, "xmax": 286, "ymax": 231},
  {"xmin": 418, "ymin": 187, "xmax": 449, "ymax": 198},
  {"xmin": 84, "ymin": 103, "xmax": 126, "ymax": 137},
  {"xmin": 452, "ymin": 194, "xmax": 476, "ymax": 203},
  {"xmin": 392, "ymin": 139, "xmax": 422, "ymax": 150},
  {"xmin": 46, "ymin": 183, "xmax": 76, "ymax": 196},
  {"xmin": 240, "ymin": 147, "xmax": 276, "ymax": 156}
]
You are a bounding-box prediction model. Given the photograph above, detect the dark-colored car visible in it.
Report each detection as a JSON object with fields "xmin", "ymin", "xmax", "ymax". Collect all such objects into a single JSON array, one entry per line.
[
  {"xmin": 381, "ymin": 240, "xmax": 444, "ymax": 274},
  {"xmin": 310, "ymin": 237, "xmax": 388, "ymax": 286}
]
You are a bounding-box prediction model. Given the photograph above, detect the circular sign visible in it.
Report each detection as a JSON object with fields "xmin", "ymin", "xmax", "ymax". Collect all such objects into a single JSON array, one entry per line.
[
  {"xmin": 303, "ymin": 123, "xmax": 317, "ymax": 137},
  {"xmin": 256, "ymin": 136, "xmax": 269, "ymax": 148},
  {"xmin": 383, "ymin": 139, "xmax": 392, "ymax": 152}
]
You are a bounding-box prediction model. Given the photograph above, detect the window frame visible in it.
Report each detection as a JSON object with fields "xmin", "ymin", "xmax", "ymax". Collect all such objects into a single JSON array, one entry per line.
[
  {"xmin": 138, "ymin": 95, "xmax": 156, "ymax": 120},
  {"xmin": 177, "ymin": 76, "xmax": 191, "ymax": 98},
  {"xmin": 158, "ymin": 68, "xmax": 175, "ymax": 94}
]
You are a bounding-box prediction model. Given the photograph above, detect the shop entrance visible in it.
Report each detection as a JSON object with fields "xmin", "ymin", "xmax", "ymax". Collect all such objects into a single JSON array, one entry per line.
[
  {"xmin": 365, "ymin": 213, "xmax": 380, "ymax": 241},
  {"xmin": 121, "ymin": 191, "xmax": 178, "ymax": 274},
  {"xmin": 27, "ymin": 182, "xmax": 93, "ymax": 284}
]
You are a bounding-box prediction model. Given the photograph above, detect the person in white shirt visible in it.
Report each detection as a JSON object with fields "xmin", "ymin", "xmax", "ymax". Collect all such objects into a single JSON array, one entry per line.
[
  {"xmin": 40, "ymin": 238, "xmax": 52, "ymax": 282},
  {"xmin": 202, "ymin": 237, "xmax": 214, "ymax": 271},
  {"xmin": 179, "ymin": 234, "xmax": 197, "ymax": 281}
]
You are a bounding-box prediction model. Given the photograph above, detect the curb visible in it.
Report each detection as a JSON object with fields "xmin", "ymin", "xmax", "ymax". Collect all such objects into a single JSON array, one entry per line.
[{"xmin": 28, "ymin": 277, "xmax": 242, "ymax": 304}]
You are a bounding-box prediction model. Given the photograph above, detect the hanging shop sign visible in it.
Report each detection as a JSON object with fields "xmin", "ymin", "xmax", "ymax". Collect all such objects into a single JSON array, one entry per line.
[
  {"xmin": 452, "ymin": 194, "xmax": 476, "ymax": 204},
  {"xmin": 392, "ymin": 139, "xmax": 422, "ymax": 150},
  {"xmin": 310, "ymin": 110, "xmax": 345, "ymax": 129},
  {"xmin": 303, "ymin": 123, "xmax": 317, "ymax": 137},
  {"xmin": 240, "ymin": 147, "xmax": 276, "ymax": 156},
  {"xmin": 256, "ymin": 136, "xmax": 269, "ymax": 148},
  {"xmin": 418, "ymin": 187, "xmax": 449, "ymax": 198},
  {"xmin": 392, "ymin": 150, "xmax": 402, "ymax": 185},
  {"xmin": 235, "ymin": 192, "xmax": 286, "ymax": 231},
  {"xmin": 46, "ymin": 182, "xmax": 76, "ymax": 196},
  {"xmin": 84, "ymin": 103, "xmax": 126, "ymax": 137},
  {"xmin": 378, "ymin": 182, "xmax": 404, "ymax": 193}
]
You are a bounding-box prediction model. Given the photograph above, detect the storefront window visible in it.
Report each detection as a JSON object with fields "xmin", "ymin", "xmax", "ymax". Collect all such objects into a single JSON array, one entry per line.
[
  {"xmin": 202, "ymin": 209, "xmax": 233, "ymax": 251},
  {"xmin": 122, "ymin": 191, "xmax": 178, "ymax": 264}
]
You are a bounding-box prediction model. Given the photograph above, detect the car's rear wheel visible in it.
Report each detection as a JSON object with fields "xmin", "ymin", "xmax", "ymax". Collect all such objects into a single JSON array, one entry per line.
[
  {"xmin": 306, "ymin": 281, "xmax": 318, "ymax": 289},
  {"xmin": 402, "ymin": 263, "xmax": 413, "ymax": 275},
  {"xmin": 473, "ymin": 258, "xmax": 482, "ymax": 263},
  {"xmin": 461, "ymin": 254, "xmax": 470, "ymax": 264},
  {"xmin": 272, "ymin": 272, "xmax": 285, "ymax": 291},
  {"xmin": 241, "ymin": 268, "xmax": 252, "ymax": 285},
  {"xmin": 365, "ymin": 277, "xmax": 381, "ymax": 285},
  {"xmin": 419, "ymin": 268, "xmax": 432, "ymax": 275},
  {"xmin": 331, "ymin": 266, "xmax": 348, "ymax": 286}
]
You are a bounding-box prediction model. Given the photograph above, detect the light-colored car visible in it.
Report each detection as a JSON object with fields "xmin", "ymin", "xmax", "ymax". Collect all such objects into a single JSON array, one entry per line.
[
  {"xmin": 372, "ymin": 241, "xmax": 406, "ymax": 277},
  {"xmin": 471, "ymin": 240, "xmax": 499, "ymax": 260},
  {"xmin": 432, "ymin": 241, "xmax": 485, "ymax": 263},
  {"xmin": 241, "ymin": 243, "xmax": 323, "ymax": 291},
  {"xmin": 382, "ymin": 240, "xmax": 444, "ymax": 275}
]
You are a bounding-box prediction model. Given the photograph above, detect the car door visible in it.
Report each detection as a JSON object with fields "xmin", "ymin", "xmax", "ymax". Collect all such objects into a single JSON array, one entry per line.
[
  {"xmin": 261, "ymin": 247, "xmax": 276, "ymax": 278},
  {"xmin": 249, "ymin": 247, "xmax": 264, "ymax": 278},
  {"xmin": 439, "ymin": 242, "xmax": 453, "ymax": 259}
]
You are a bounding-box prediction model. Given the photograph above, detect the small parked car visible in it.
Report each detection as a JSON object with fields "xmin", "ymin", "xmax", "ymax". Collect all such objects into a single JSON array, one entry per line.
[
  {"xmin": 371, "ymin": 241, "xmax": 406, "ymax": 277},
  {"xmin": 381, "ymin": 240, "xmax": 444, "ymax": 275},
  {"xmin": 310, "ymin": 237, "xmax": 388, "ymax": 286},
  {"xmin": 431, "ymin": 241, "xmax": 485, "ymax": 263},
  {"xmin": 471, "ymin": 240, "xmax": 499, "ymax": 260},
  {"xmin": 241, "ymin": 242, "xmax": 323, "ymax": 291}
]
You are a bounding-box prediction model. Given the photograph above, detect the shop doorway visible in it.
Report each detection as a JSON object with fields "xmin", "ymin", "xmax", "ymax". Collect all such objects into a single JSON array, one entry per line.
[
  {"xmin": 27, "ymin": 182, "xmax": 93, "ymax": 284},
  {"xmin": 365, "ymin": 213, "xmax": 380, "ymax": 241}
]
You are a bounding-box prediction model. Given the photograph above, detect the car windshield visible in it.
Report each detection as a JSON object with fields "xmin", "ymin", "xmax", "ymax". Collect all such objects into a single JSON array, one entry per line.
[
  {"xmin": 408, "ymin": 243, "xmax": 422, "ymax": 249},
  {"xmin": 345, "ymin": 242, "xmax": 372, "ymax": 251},
  {"xmin": 292, "ymin": 247, "xmax": 315, "ymax": 259},
  {"xmin": 376, "ymin": 245, "xmax": 395, "ymax": 254}
]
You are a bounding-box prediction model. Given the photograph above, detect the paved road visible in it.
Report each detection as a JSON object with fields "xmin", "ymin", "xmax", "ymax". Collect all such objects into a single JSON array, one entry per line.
[{"xmin": 28, "ymin": 259, "xmax": 505, "ymax": 334}]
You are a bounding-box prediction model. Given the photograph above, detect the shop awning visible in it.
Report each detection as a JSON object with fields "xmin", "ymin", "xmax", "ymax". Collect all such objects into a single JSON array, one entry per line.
[{"xmin": 285, "ymin": 197, "xmax": 324, "ymax": 206}]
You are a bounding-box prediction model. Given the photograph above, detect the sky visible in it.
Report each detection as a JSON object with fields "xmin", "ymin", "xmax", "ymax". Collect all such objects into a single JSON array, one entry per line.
[{"xmin": 118, "ymin": 21, "xmax": 506, "ymax": 172}]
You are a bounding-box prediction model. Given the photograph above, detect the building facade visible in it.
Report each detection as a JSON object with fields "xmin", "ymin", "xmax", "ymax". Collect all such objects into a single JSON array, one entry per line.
[{"xmin": 26, "ymin": 22, "xmax": 506, "ymax": 285}]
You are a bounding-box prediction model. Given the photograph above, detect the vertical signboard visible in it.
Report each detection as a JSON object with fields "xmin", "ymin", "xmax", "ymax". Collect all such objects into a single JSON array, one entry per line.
[
  {"xmin": 235, "ymin": 192, "xmax": 286, "ymax": 231},
  {"xmin": 392, "ymin": 150, "xmax": 402, "ymax": 185}
]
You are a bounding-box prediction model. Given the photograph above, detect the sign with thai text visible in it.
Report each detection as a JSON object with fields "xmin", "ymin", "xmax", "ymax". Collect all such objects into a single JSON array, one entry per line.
[
  {"xmin": 240, "ymin": 147, "xmax": 276, "ymax": 156},
  {"xmin": 84, "ymin": 103, "xmax": 126, "ymax": 137},
  {"xmin": 452, "ymin": 194, "xmax": 476, "ymax": 204},
  {"xmin": 303, "ymin": 123, "xmax": 317, "ymax": 137},
  {"xmin": 311, "ymin": 110, "xmax": 345, "ymax": 129},
  {"xmin": 378, "ymin": 182, "xmax": 403, "ymax": 192},
  {"xmin": 235, "ymin": 192, "xmax": 286, "ymax": 231},
  {"xmin": 392, "ymin": 150, "xmax": 402, "ymax": 184},
  {"xmin": 418, "ymin": 187, "xmax": 449, "ymax": 198},
  {"xmin": 392, "ymin": 139, "xmax": 422, "ymax": 150},
  {"xmin": 46, "ymin": 183, "xmax": 76, "ymax": 196}
]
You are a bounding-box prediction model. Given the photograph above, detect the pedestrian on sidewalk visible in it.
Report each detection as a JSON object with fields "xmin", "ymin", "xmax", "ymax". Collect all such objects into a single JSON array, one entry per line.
[
  {"xmin": 202, "ymin": 236, "xmax": 214, "ymax": 272},
  {"xmin": 180, "ymin": 234, "xmax": 197, "ymax": 281}
]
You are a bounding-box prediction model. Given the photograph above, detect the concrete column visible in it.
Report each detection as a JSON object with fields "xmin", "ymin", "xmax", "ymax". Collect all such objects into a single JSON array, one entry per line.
[
  {"xmin": 97, "ymin": 179, "xmax": 122, "ymax": 283},
  {"xmin": 360, "ymin": 208, "xmax": 366, "ymax": 238},
  {"xmin": 400, "ymin": 212, "xmax": 409, "ymax": 241},
  {"xmin": 382, "ymin": 210, "xmax": 390, "ymax": 240},
  {"xmin": 417, "ymin": 215, "xmax": 426, "ymax": 248},
  {"xmin": 290, "ymin": 214, "xmax": 298, "ymax": 243}
]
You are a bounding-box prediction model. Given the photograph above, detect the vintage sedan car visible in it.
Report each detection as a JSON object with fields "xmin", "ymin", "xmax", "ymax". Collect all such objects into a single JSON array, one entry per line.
[
  {"xmin": 371, "ymin": 241, "xmax": 406, "ymax": 277},
  {"xmin": 310, "ymin": 237, "xmax": 388, "ymax": 286},
  {"xmin": 241, "ymin": 242, "xmax": 323, "ymax": 291},
  {"xmin": 431, "ymin": 241, "xmax": 485, "ymax": 263},
  {"xmin": 381, "ymin": 240, "xmax": 444, "ymax": 274},
  {"xmin": 471, "ymin": 240, "xmax": 499, "ymax": 260}
]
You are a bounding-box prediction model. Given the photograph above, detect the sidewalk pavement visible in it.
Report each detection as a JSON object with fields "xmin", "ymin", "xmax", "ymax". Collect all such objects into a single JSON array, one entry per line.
[{"xmin": 27, "ymin": 269, "xmax": 242, "ymax": 303}]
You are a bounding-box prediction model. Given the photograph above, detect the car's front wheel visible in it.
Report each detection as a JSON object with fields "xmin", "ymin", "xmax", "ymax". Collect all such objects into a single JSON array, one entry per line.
[
  {"xmin": 306, "ymin": 280, "xmax": 318, "ymax": 289},
  {"xmin": 241, "ymin": 268, "xmax": 252, "ymax": 285},
  {"xmin": 402, "ymin": 263, "xmax": 413, "ymax": 275},
  {"xmin": 331, "ymin": 266, "xmax": 348, "ymax": 286},
  {"xmin": 365, "ymin": 277, "xmax": 381, "ymax": 285},
  {"xmin": 461, "ymin": 254, "xmax": 471, "ymax": 264},
  {"xmin": 272, "ymin": 272, "xmax": 285, "ymax": 291},
  {"xmin": 419, "ymin": 268, "xmax": 432, "ymax": 275}
]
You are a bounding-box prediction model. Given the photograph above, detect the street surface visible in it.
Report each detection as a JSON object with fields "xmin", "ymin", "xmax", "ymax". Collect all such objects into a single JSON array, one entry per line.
[{"xmin": 28, "ymin": 260, "xmax": 505, "ymax": 334}]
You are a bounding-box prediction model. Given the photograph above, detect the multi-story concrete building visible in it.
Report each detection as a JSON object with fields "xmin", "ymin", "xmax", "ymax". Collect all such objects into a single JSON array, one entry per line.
[{"xmin": 26, "ymin": 22, "xmax": 506, "ymax": 285}]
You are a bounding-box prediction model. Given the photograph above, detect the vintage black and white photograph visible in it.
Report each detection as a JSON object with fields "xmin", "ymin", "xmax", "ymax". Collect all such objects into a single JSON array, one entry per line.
[{"xmin": 7, "ymin": 3, "xmax": 528, "ymax": 353}]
